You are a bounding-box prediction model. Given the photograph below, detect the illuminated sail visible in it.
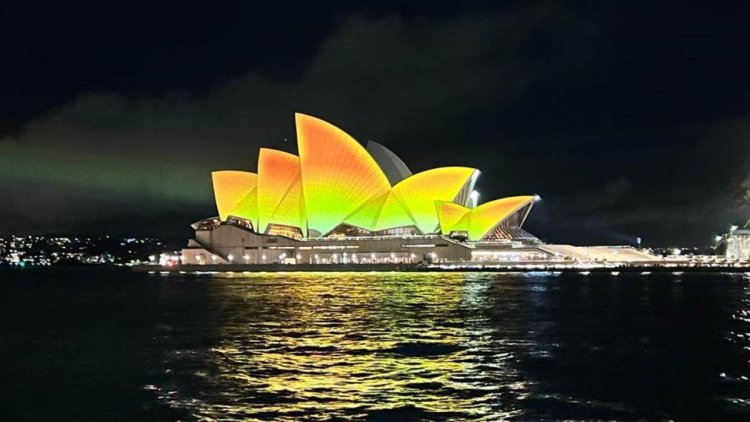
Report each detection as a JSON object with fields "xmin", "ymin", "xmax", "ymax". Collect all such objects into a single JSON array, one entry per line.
[
  {"xmin": 212, "ymin": 171, "xmax": 257, "ymax": 223},
  {"xmin": 437, "ymin": 196, "xmax": 535, "ymax": 240},
  {"xmin": 467, "ymin": 196, "xmax": 534, "ymax": 240},
  {"xmin": 257, "ymin": 149, "xmax": 304, "ymax": 233},
  {"xmin": 297, "ymin": 113, "xmax": 390, "ymax": 236},
  {"xmin": 392, "ymin": 167, "xmax": 477, "ymax": 234},
  {"xmin": 435, "ymin": 202, "xmax": 471, "ymax": 233}
]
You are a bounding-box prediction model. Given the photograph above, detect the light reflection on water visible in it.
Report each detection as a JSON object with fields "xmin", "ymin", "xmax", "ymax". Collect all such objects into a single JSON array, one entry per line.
[
  {"xmin": 152, "ymin": 273, "xmax": 532, "ymax": 420},
  {"xmin": 146, "ymin": 272, "xmax": 750, "ymax": 420}
]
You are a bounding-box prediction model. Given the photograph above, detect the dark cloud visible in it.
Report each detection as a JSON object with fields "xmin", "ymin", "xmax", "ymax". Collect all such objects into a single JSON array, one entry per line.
[
  {"xmin": 523, "ymin": 114, "xmax": 750, "ymax": 245},
  {"xmin": 555, "ymin": 178, "xmax": 634, "ymax": 215}
]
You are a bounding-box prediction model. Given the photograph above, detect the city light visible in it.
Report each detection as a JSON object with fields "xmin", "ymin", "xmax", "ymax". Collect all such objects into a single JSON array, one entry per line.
[{"xmin": 0, "ymin": 235, "xmax": 170, "ymax": 267}]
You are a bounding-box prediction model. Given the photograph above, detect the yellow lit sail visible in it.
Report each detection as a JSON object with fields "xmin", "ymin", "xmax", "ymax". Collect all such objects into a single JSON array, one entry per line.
[
  {"xmin": 344, "ymin": 190, "xmax": 415, "ymax": 232},
  {"xmin": 468, "ymin": 196, "xmax": 534, "ymax": 240},
  {"xmin": 343, "ymin": 191, "xmax": 390, "ymax": 231},
  {"xmin": 372, "ymin": 191, "xmax": 414, "ymax": 231},
  {"xmin": 269, "ymin": 177, "xmax": 307, "ymax": 234},
  {"xmin": 231, "ymin": 188, "xmax": 259, "ymax": 228},
  {"xmin": 437, "ymin": 196, "xmax": 535, "ymax": 240},
  {"xmin": 296, "ymin": 113, "xmax": 391, "ymax": 236},
  {"xmin": 435, "ymin": 202, "xmax": 471, "ymax": 233},
  {"xmin": 257, "ymin": 149, "xmax": 305, "ymax": 233},
  {"xmin": 392, "ymin": 167, "xmax": 477, "ymax": 234},
  {"xmin": 344, "ymin": 167, "xmax": 476, "ymax": 233},
  {"xmin": 212, "ymin": 171, "xmax": 257, "ymax": 222}
]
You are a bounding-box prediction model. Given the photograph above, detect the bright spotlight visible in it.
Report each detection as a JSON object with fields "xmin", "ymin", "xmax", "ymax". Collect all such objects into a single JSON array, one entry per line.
[{"xmin": 469, "ymin": 190, "xmax": 480, "ymax": 207}]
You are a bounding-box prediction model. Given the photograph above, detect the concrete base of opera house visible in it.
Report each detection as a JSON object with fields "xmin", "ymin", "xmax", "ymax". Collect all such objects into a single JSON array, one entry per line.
[
  {"xmin": 157, "ymin": 221, "xmax": 750, "ymax": 274},
  {"xmin": 176, "ymin": 221, "xmax": 666, "ymax": 266}
]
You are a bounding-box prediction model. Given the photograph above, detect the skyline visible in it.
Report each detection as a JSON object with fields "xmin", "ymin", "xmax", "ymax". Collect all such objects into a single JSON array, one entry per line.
[{"xmin": 1, "ymin": 1, "xmax": 749, "ymax": 245}]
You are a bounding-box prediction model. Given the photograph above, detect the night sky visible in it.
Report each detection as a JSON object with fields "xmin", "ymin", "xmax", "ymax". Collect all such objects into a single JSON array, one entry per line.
[{"xmin": 1, "ymin": 1, "xmax": 749, "ymax": 246}]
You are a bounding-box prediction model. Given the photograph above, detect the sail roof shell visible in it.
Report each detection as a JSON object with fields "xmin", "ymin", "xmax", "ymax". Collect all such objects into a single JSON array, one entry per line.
[
  {"xmin": 212, "ymin": 171, "xmax": 258, "ymax": 224},
  {"xmin": 366, "ymin": 140, "xmax": 412, "ymax": 185},
  {"xmin": 296, "ymin": 113, "xmax": 391, "ymax": 236},
  {"xmin": 257, "ymin": 148, "xmax": 305, "ymax": 233},
  {"xmin": 437, "ymin": 196, "xmax": 535, "ymax": 240},
  {"xmin": 392, "ymin": 167, "xmax": 478, "ymax": 234}
]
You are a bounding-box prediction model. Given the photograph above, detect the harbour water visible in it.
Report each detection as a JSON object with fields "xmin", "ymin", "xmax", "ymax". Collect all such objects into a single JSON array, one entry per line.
[{"xmin": 1, "ymin": 269, "xmax": 749, "ymax": 420}]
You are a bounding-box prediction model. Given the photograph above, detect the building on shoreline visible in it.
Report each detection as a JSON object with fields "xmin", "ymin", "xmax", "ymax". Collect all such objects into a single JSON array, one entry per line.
[
  {"xmin": 723, "ymin": 225, "xmax": 750, "ymax": 261},
  {"xmin": 181, "ymin": 113, "xmax": 657, "ymax": 267}
]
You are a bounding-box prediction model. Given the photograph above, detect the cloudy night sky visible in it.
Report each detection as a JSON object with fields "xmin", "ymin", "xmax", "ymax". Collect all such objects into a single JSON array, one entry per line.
[{"xmin": 1, "ymin": 1, "xmax": 749, "ymax": 246}]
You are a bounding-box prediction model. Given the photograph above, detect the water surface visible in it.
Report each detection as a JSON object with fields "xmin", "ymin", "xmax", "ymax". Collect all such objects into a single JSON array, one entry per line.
[{"xmin": 1, "ymin": 269, "xmax": 749, "ymax": 420}]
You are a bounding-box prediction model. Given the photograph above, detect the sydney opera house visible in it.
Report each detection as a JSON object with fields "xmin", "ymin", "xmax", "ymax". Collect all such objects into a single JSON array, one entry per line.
[{"xmin": 181, "ymin": 113, "xmax": 656, "ymax": 267}]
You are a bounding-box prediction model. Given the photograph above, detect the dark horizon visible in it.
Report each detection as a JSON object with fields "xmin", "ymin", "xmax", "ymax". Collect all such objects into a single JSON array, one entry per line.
[{"xmin": 1, "ymin": 1, "xmax": 749, "ymax": 247}]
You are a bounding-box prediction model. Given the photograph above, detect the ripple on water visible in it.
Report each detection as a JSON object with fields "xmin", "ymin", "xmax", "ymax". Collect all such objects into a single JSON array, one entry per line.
[{"xmin": 387, "ymin": 342, "xmax": 465, "ymax": 357}]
